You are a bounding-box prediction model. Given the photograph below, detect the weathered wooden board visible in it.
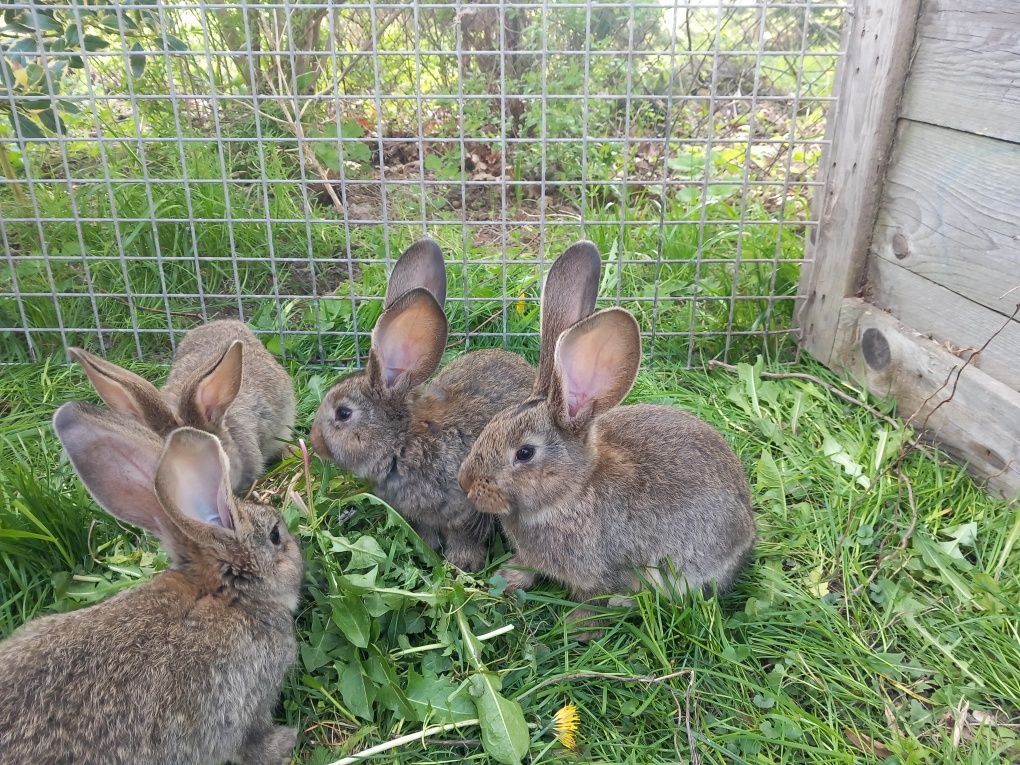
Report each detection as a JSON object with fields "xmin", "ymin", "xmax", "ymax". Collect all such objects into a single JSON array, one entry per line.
[
  {"xmin": 796, "ymin": 0, "xmax": 921, "ymax": 365},
  {"xmin": 872, "ymin": 121, "xmax": 1020, "ymax": 318},
  {"xmin": 867, "ymin": 255, "xmax": 1020, "ymax": 391},
  {"xmin": 832, "ymin": 297, "xmax": 1020, "ymax": 499},
  {"xmin": 900, "ymin": 0, "xmax": 1020, "ymax": 144}
]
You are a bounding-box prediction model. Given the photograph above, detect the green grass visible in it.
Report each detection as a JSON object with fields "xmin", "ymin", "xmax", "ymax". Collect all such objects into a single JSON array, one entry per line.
[
  {"xmin": 0, "ymin": 134, "xmax": 808, "ymax": 368},
  {"xmin": 2, "ymin": 357, "xmax": 1018, "ymax": 764},
  {"xmin": 1, "ymin": 3, "xmax": 824, "ymax": 369},
  {"xmin": 4, "ymin": 8, "xmax": 1008, "ymax": 761}
]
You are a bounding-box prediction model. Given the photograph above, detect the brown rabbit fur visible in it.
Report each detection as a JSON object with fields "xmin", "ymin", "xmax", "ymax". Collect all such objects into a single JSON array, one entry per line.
[
  {"xmin": 0, "ymin": 402, "xmax": 302, "ymax": 765},
  {"xmin": 69, "ymin": 319, "xmax": 296, "ymax": 495},
  {"xmin": 459, "ymin": 305, "xmax": 756, "ymax": 607},
  {"xmin": 311, "ymin": 239, "xmax": 601, "ymax": 572}
]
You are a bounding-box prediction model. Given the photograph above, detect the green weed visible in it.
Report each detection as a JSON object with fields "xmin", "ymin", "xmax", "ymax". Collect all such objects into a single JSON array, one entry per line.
[{"xmin": 1, "ymin": 359, "xmax": 1017, "ymax": 763}]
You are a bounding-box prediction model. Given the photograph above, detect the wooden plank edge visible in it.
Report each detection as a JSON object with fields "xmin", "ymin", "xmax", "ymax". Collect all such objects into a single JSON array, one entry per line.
[
  {"xmin": 831, "ymin": 297, "xmax": 1020, "ymax": 501},
  {"xmin": 796, "ymin": 0, "xmax": 922, "ymax": 365},
  {"xmin": 868, "ymin": 253, "xmax": 1020, "ymax": 392}
]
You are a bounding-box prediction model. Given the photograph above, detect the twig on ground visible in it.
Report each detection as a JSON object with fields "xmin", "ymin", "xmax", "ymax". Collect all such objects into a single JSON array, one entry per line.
[
  {"xmin": 850, "ymin": 468, "xmax": 919, "ymax": 597},
  {"xmin": 326, "ymin": 719, "xmax": 481, "ymax": 765},
  {"xmin": 110, "ymin": 297, "xmax": 203, "ymax": 320},
  {"xmin": 895, "ymin": 301, "xmax": 1020, "ymax": 471}
]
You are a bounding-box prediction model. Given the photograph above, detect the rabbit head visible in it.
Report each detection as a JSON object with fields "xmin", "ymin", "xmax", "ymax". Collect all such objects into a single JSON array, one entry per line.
[
  {"xmin": 69, "ymin": 339, "xmax": 244, "ymax": 439},
  {"xmin": 54, "ymin": 401, "xmax": 303, "ymax": 611},
  {"xmin": 311, "ymin": 240, "xmax": 448, "ymax": 481},
  {"xmin": 459, "ymin": 307, "xmax": 641, "ymax": 517}
]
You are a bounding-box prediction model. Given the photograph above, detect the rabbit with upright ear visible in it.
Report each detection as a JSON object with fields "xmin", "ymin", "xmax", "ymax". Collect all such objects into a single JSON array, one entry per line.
[
  {"xmin": 311, "ymin": 239, "xmax": 601, "ymax": 572},
  {"xmin": 458, "ymin": 301, "xmax": 755, "ymax": 606},
  {"xmin": 0, "ymin": 402, "xmax": 303, "ymax": 764},
  {"xmin": 69, "ymin": 319, "xmax": 296, "ymax": 495}
]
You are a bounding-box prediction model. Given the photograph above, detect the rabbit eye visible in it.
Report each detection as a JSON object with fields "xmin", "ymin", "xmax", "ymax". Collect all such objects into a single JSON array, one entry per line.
[
  {"xmin": 515, "ymin": 445, "xmax": 536, "ymax": 463},
  {"xmin": 336, "ymin": 405, "xmax": 353, "ymax": 422},
  {"xmin": 269, "ymin": 523, "xmax": 281, "ymax": 546}
]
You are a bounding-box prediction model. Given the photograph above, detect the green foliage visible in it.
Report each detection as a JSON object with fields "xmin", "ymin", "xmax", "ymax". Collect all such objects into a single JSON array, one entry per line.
[
  {"xmin": 310, "ymin": 120, "xmax": 372, "ymax": 173},
  {"xmin": 1, "ymin": 6, "xmax": 1017, "ymax": 762},
  {"xmin": 2, "ymin": 360, "xmax": 1019, "ymax": 763},
  {"xmin": 0, "ymin": 3, "xmax": 187, "ymax": 139},
  {"xmin": 0, "ymin": 4, "xmax": 835, "ymax": 366}
]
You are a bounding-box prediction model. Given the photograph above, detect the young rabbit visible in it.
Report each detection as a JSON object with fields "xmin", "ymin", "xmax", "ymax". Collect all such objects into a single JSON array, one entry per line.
[
  {"xmin": 311, "ymin": 238, "xmax": 601, "ymax": 572},
  {"xmin": 458, "ymin": 304, "xmax": 755, "ymax": 607},
  {"xmin": 68, "ymin": 319, "xmax": 296, "ymax": 495},
  {"xmin": 0, "ymin": 402, "xmax": 302, "ymax": 764}
]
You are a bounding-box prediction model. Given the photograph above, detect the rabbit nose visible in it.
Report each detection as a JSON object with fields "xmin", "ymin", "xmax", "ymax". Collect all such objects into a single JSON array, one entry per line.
[{"xmin": 310, "ymin": 423, "xmax": 329, "ymax": 458}]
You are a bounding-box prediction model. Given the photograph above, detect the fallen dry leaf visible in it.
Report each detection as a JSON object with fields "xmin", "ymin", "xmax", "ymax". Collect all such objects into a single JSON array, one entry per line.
[{"xmin": 844, "ymin": 728, "xmax": 893, "ymax": 759}]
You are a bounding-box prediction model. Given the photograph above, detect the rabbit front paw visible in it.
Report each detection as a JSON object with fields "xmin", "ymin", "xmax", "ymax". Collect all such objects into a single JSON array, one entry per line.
[
  {"xmin": 236, "ymin": 723, "xmax": 297, "ymax": 765},
  {"xmin": 445, "ymin": 541, "xmax": 487, "ymax": 573},
  {"xmin": 497, "ymin": 563, "xmax": 539, "ymax": 594}
]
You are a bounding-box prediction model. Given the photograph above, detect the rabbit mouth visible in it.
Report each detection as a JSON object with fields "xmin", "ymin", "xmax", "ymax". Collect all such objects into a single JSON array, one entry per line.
[
  {"xmin": 465, "ymin": 482, "xmax": 511, "ymax": 516},
  {"xmin": 310, "ymin": 424, "xmax": 332, "ymax": 461}
]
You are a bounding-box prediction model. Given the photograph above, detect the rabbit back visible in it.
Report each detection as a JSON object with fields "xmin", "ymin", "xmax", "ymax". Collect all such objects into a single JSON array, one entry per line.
[
  {"xmin": 379, "ymin": 348, "xmax": 534, "ymax": 568},
  {"xmin": 0, "ymin": 573, "xmax": 296, "ymax": 764},
  {"xmin": 423, "ymin": 348, "xmax": 535, "ymax": 433},
  {"xmin": 168, "ymin": 320, "xmax": 296, "ymax": 491},
  {"xmin": 501, "ymin": 403, "xmax": 754, "ymax": 598},
  {"xmin": 598, "ymin": 404, "xmax": 753, "ymax": 590}
]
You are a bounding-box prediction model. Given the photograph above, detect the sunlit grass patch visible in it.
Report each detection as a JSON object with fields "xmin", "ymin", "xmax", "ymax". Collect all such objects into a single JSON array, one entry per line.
[{"xmin": 2, "ymin": 358, "xmax": 1017, "ymax": 763}]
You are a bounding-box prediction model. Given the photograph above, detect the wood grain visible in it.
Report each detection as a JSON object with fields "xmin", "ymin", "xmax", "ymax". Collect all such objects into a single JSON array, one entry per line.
[
  {"xmin": 832, "ymin": 297, "xmax": 1020, "ymax": 499},
  {"xmin": 868, "ymin": 255, "xmax": 1020, "ymax": 391},
  {"xmin": 900, "ymin": 0, "xmax": 1020, "ymax": 144},
  {"xmin": 797, "ymin": 0, "xmax": 922, "ymax": 365},
  {"xmin": 872, "ymin": 121, "xmax": 1020, "ymax": 317}
]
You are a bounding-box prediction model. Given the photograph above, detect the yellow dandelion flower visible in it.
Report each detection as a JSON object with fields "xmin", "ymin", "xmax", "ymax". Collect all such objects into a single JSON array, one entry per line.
[
  {"xmin": 515, "ymin": 291, "xmax": 527, "ymax": 315},
  {"xmin": 553, "ymin": 703, "xmax": 580, "ymax": 750}
]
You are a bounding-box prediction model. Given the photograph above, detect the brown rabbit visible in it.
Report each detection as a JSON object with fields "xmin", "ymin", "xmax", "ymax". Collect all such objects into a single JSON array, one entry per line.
[
  {"xmin": 458, "ymin": 303, "xmax": 756, "ymax": 608},
  {"xmin": 0, "ymin": 402, "xmax": 302, "ymax": 764},
  {"xmin": 311, "ymin": 239, "xmax": 601, "ymax": 572},
  {"xmin": 68, "ymin": 319, "xmax": 296, "ymax": 495}
]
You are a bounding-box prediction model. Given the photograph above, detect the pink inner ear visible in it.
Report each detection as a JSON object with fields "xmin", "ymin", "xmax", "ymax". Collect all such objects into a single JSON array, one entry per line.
[
  {"xmin": 53, "ymin": 405, "xmax": 168, "ymax": 537},
  {"xmin": 196, "ymin": 344, "xmax": 243, "ymax": 424},
  {"xmin": 160, "ymin": 435, "xmax": 234, "ymax": 530},
  {"xmin": 199, "ymin": 395, "xmax": 221, "ymax": 424},
  {"xmin": 380, "ymin": 336, "xmax": 417, "ymax": 387},
  {"xmin": 554, "ymin": 310, "xmax": 638, "ymax": 420},
  {"xmin": 195, "ymin": 382, "xmax": 220, "ymax": 423},
  {"xmin": 372, "ymin": 293, "xmax": 445, "ymax": 389},
  {"xmin": 561, "ymin": 364, "xmax": 599, "ymax": 418}
]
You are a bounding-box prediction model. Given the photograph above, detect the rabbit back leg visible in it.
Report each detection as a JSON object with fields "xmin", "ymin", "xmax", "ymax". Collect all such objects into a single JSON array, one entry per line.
[
  {"xmin": 563, "ymin": 590, "xmax": 617, "ymax": 643},
  {"xmin": 410, "ymin": 517, "xmax": 443, "ymax": 551},
  {"xmin": 496, "ymin": 559, "xmax": 540, "ymax": 593},
  {"xmin": 232, "ymin": 722, "xmax": 297, "ymax": 765}
]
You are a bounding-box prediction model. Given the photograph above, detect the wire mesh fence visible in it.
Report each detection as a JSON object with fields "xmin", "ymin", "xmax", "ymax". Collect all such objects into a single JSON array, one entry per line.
[{"xmin": 0, "ymin": 0, "xmax": 846, "ymax": 368}]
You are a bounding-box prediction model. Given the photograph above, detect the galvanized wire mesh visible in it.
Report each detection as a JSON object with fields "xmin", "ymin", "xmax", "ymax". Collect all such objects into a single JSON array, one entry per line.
[{"xmin": 0, "ymin": 1, "xmax": 846, "ymax": 367}]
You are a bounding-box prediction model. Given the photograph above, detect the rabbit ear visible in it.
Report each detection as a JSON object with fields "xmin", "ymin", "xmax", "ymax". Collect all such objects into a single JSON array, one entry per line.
[
  {"xmin": 536, "ymin": 241, "xmax": 601, "ymax": 395},
  {"xmin": 367, "ymin": 287, "xmax": 448, "ymax": 390},
  {"xmin": 53, "ymin": 401, "xmax": 171, "ymax": 538},
  {"xmin": 155, "ymin": 427, "xmax": 235, "ymax": 531},
  {"xmin": 69, "ymin": 347, "xmax": 174, "ymax": 430},
  {"xmin": 384, "ymin": 239, "xmax": 447, "ymax": 308},
  {"xmin": 192, "ymin": 340, "xmax": 244, "ymax": 426},
  {"xmin": 550, "ymin": 308, "xmax": 641, "ymax": 428}
]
